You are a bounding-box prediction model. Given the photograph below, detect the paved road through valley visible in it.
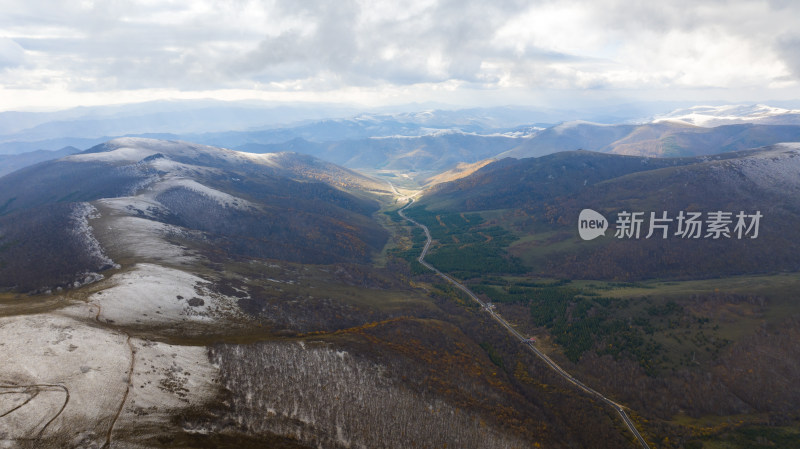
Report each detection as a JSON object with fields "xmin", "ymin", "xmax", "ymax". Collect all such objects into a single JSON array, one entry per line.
[{"xmin": 398, "ymin": 199, "xmax": 651, "ymax": 449}]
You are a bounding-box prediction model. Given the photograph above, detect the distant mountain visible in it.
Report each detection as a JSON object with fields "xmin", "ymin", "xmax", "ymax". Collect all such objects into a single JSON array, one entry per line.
[
  {"xmin": 0, "ymin": 100, "xmax": 359, "ymax": 143},
  {"xmin": 237, "ymin": 132, "xmax": 523, "ymax": 172},
  {"xmin": 501, "ymin": 122, "xmax": 800, "ymax": 158},
  {"xmin": 0, "ymin": 137, "xmax": 389, "ymax": 292},
  {"xmin": 7, "ymin": 101, "xmax": 800, "ymax": 178},
  {"xmin": 0, "ymin": 104, "xmax": 552, "ymax": 155},
  {"xmin": 0, "ymin": 136, "xmax": 110, "ymax": 155},
  {"xmin": 0, "ymin": 146, "xmax": 80, "ymax": 177},
  {"xmin": 220, "ymin": 120, "xmax": 800, "ymax": 173},
  {"xmin": 652, "ymin": 104, "xmax": 800, "ymax": 127},
  {"xmin": 0, "ymin": 101, "xmax": 688, "ymax": 156}
]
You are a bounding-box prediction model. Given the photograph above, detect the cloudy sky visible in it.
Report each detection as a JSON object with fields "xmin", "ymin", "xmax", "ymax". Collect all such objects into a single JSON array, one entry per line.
[{"xmin": 1, "ymin": 0, "xmax": 799, "ymax": 111}]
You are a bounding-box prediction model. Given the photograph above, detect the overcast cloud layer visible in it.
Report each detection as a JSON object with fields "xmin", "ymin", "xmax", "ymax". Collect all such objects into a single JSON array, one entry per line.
[{"xmin": 1, "ymin": 0, "xmax": 799, "ymax": 110}]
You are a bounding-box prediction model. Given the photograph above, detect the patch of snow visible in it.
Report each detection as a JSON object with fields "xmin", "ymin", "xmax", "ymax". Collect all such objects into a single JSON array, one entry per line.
[
  {"xmin": 233, "ymin": 151, "xmax": 280, "ymax": 167},
  {"xmin": 368, "ymin": 128, "xmax": 463, "ymax": 139},
  {"xmin": 0, "ymin": 312, "xmax": 219, "ymax": 447},
  {"xmin": 0, "ymin": 314, "xmax": 130, "ymax": 441},
  {"xmin": 265, "ymin": 278, "xmax": 295, "ymax": 285},
  {"xmin": 551, "ymin": 120, "xmax": 611, "ymax": 134},
  {"xmin": 117, "ymin": 339, "xmax": 217, "ymax": 438},
  {"xmin": 97, "ymin": 195, "xmax": 167, "ymax": 219},
  {"xmin": 70, "ymin": 202, "xmax": 119, "ymax": 270},
  {"xmin": 148, "ymin": 157, "xmax": 199, "ymax": 172},
  {"xmin": 367, "ymin": 128, "xmax": 531, "ymax": 139},
  {"xmin": 652, "ymin": 104, "xmax": 800, "ymax": 127},
  {"xmin": 68, "ymin": 137, "xmax": 254, "ymax": 167},
  {"xmin": 494, "ymin": 128, "xmax": 543, "ymax": 138},
  {"xmin": 723, "ymin": 144, "xmax": 800, "ymax": 192},
  {"xmin": 66, "ymin": 145, "xmax": 158, "ymax": 163},
  {"xmin": 156, "ymin": 177, "xmax": 256, "ymax": 211},
  {"xmin": 98, "ymin": 215, "xmax": 198, "ymax": 266},
  {"xmin": 83, "ymin": 263, "xmax": 240, "ymax": 326}
]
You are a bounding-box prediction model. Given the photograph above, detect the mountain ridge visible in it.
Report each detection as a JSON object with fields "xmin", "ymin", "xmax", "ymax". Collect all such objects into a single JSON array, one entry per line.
[{"xmin": 0, "ymin": 137, "xmax": 389, "ymax": 292}]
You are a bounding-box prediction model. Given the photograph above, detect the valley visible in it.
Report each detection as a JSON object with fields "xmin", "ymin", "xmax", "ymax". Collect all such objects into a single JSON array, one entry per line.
[
  {"xmin": 396, "ymin": 144, "xmax": 800, "ymax": 447},
  {"xmin": 398, "ymin": 200, "xmax": 651, "ymax": 447},
  {"xmin": 0, "ymin": 111, "xmax": 799, "ymax": 448},
  {"xmin": 5, "ymin": 1, "xmax": 800, "ymax": 446}
]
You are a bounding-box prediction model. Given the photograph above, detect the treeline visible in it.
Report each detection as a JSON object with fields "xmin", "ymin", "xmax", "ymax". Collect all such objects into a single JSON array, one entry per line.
[{"xmin": 0, "ymin": 202, "xmax": 113, "ymax": 293}]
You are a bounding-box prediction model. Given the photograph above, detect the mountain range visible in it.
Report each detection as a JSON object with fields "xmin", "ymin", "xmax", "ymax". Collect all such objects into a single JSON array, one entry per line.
[
  {"xmin": 0, "ymin": 135, "xmax": 654, "ymax": 449},
  {"xmin": 2, "ymin": 101, "xmax": 800, "ymax": 449},
  {"xmin": 5, "ymin": 103, "xmax": 800, "ymax": 181}
]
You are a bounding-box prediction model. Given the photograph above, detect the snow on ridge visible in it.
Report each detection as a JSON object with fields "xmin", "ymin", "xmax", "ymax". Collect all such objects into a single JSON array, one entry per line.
[
  {"xmin": 551, "ymin": 120, "xmax": 612, "ymax": 134},
  {"xmin": 102, "ymin": 137, "xmax": 268, "ymax": 167},
  {"xmin": 148, "ymin": 157, "xmax": 204, "ymax": 173},
  {"xmin": 725, "ymin": 144, "xmax": 800, "ymax": 191},
  {"xmin": 233, "ymin": 150, "xmax": 280, "ymax": 167},
  {"xmin": 98, "ymin": 195, "xmax": 167, "ymax": 218},
  {"xmin": 108, "ymin": 216, "xmax": 198, "ymax": 265},
  {"xmin": 105, "ymin": 137, "xmax": 223, "ymax": 155},
  {"xmin": 69, "ymin": 137, "xmax": 254, "ymax": 166},
  {"xmin": 649, "ymin": 118, "xmax": 697, "ymax": 126},
  {"xmin": 367, "ymin": 128, "xmax": 527, "ymax": 139},
  {"xmin": 367, "ymin": 128, "xmax": 463, "ymax": 139},
  {"xmin": 156, "ymin": 177, "xmax": 255, "ymax": 210},
  {"xmin": 0, "ymin": 313, "xmax": 131, "ymax": 441},
  {"xmin": 652, "ymin": 104, "xmax": 800, "ymax": 127},
  {"xmin": 66, "ymin": 145, "xmax": 158, "ymax": 163},
  {"xmin": 773, "ymin": 142, "xmax": 800, "ymax": 151},
  {"xmin": 70, "ymin": 202, "xmax": 120, "ymax": 273}
]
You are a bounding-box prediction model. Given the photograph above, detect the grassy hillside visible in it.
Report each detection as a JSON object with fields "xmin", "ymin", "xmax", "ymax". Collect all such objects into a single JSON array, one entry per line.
[
  {"xmin": 418, "ymin": 145, "xmax": 800, "ymax": 280},
  {"xmin": 396, "ymin": 144, "xmax": 800, "ymax": 448}
]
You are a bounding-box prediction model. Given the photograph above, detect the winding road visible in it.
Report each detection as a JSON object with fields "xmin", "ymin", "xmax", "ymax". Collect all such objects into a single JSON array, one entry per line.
[{"xmin": 398, "ymin": 199, "xmax": 651, "ymax": 449}]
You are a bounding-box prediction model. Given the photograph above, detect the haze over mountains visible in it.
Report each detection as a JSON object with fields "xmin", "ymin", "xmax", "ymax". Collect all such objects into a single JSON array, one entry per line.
[{"xmin": 4, "ymin": 101, "xmax": 800, "ymax": 179}]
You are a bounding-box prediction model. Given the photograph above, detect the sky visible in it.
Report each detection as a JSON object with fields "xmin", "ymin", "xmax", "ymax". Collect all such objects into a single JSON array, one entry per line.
[{"xmin": 1, "ymin": 0, "xmax": 800, "ymax": 111}]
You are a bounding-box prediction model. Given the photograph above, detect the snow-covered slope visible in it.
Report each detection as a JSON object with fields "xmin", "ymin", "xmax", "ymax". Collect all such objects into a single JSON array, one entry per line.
[
  {"xmin": 0, "ymin": 312, "xmax": 218, "ymax": 446},
  {"xmin": 721, "ymin": 143, "xmax": 800, "ymax": 193},
  {"xmin": 652, "ymin": 104, "xmax": 800, "ymax": 127},
  {"xmin": 67, "ymin": 137, "xmax": 278, "ymax": 168},
  {"xmin": 0, "ymin": 136, "xmax": 398, "ymax": 447}
]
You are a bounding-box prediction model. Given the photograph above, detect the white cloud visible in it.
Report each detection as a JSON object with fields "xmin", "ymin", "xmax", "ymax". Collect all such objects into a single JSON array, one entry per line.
[
  {"xmin": 0, "ymin": 38, "xmax": 25, "ymax": 69},
  {"xmin": 0, "ymin": 0, "xmax": 799, "ymax": 110}
]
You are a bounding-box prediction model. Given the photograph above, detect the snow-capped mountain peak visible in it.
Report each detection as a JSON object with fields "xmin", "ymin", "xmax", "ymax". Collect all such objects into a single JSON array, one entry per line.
[{"xmin": 652, "ymin": 104, "xmax": 800, "ymax": 127}]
